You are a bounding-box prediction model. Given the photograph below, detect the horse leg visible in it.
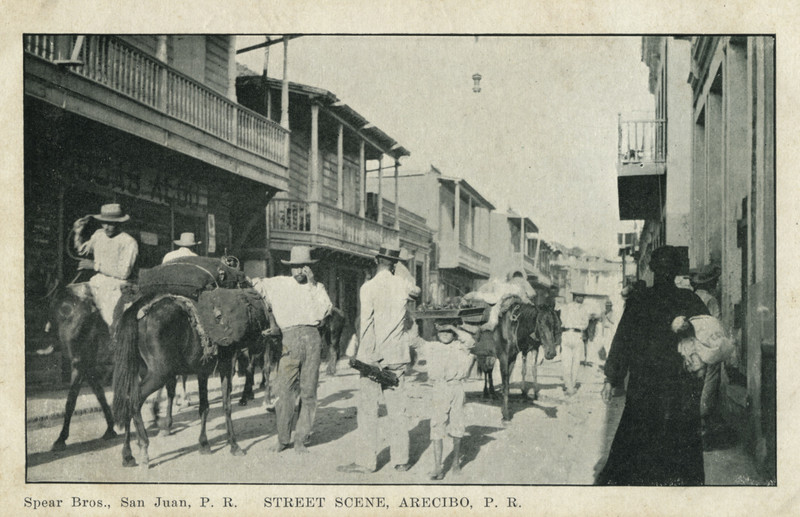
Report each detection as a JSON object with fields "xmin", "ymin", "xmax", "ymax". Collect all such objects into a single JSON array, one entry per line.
[
  {"xmin": 133, "ymin": 374, "xmax": 165, "ymax": 469},
  {"xmin": 197, "ymin": 374, "xmax": 211, "ymax": 454},
  {"xmin": 239, "ymin": 350, "xmax": 255, "ymax": 406},
  {"xmin": 521, "ymin": 353, "xmax": 529, "ymax": 400},
  {"xmin": 84, "ymin": 366, "xmax": 117, "ymax": 440},
  {"xmin": 162, "ymin": 376, "xmax": 177, "ymax": 435},
  {"xmin": 121, "ymin": 420, "xmax": 136, "ymax": 467},
  {"xmin": 530, "ymin": 349, "xmax": 539, "ymax": 401},
  {"xmin": 220, "ymin": 349, "xmax": 245, "ymax": 456},
  {"xmin": 52, "ymin": 366, "xmax": 84, "ymax": 451},
  {"xmin": 499, "ymin": 352, "xmax": 511, "ymax": 422},
  {"xmin": 326, "ymin": 338, "xmax": 337, "ymax": 376}
]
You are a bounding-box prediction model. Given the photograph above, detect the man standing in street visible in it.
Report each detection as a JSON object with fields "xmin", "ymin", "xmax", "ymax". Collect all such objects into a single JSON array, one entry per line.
[
  {"xmin": 558, "ymin": 292, "xmax": 591, "ymax": 396},
  {"xmin": 338, "ymin": 242, "xmax": 416, "ymax": 474},
  {"xmin": 162, "ymin": 232, "xmax": 200, "ymax": 263},
  {"xmin": 691, "ymin": 263, "xmax": 723, "ymax": 449},
  {"xmin": 251, "ymin": 246, "xmax": 332, "ymax": 453}
]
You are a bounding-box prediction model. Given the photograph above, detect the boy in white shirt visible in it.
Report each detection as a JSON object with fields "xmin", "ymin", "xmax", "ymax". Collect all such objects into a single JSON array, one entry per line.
[{"xmin": 416, "ymin": 323, "xmax": 476, "ymax": 480}]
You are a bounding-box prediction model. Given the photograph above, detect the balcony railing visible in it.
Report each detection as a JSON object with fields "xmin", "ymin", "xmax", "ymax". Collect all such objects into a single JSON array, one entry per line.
[
  {"xmin": 269, "ymin": 199, "xmax": 399, "ymax": 254},
  {"xmin": 24, "ymin": 35, "xmax": 289, "ymax": 166},
  {"xmin": 458, "ymin": 242, "xmax": 490, "ymax": 274},
  {"xmin": 617, "ymin": 118, "xmax": 666, "ymax": 165}
]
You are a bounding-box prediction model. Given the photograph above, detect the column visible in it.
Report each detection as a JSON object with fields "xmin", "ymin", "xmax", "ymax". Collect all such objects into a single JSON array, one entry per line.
[
  {"xmin": 377, "ymin": 156, "xmax": 383, "ymax": 225},
  {"xmin": 359, "ymin": 140, "xmax": 366, "ymax": 218},
  {"xmin": 337, "ymin": 123, "xmax": 344, "ymax": 209},
  {"xmin": 520, "ymin": 217, "xmax": 526, "ymax": 257},
  {"xmin": 394, "ymin": 160, "xmax": 400, "ymax": 230},
  {"xmin": 309, "ymin": 103, "xmax": 319, "ymax": 201},
  {"xmin": 281, "ymin": 37, "xmax": 290, "ymax": 130},
  {"xmin": 227, "ymin": 36, "xmax": 237, "ymax": 101},
  {"xmin": 156, "ymin": 35, "xmax": 168, "ymax": 62},
  {"xmin": 454, "ymin": 181, "xmax": 461, "ymax": 247},
  {"xmin": 468, "ymin": 196, "xmax": 474, "ymax": 248}
]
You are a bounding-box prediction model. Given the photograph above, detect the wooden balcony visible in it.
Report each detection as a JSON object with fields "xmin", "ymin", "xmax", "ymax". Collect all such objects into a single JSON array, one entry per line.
[
  {"xmin": 616, "ymin": 118, "xmax": 667, "ymax": 220},
  {"xmin": 268, "ymin": 199, "xmax": 399, "ymax": 258},
  {"xmin": 438, "ymin": 239, "xmax": 490, "ymax": 277},
  {"xmin": 24, "ymin": 35, "xmax": 289, "ymax": 189}
]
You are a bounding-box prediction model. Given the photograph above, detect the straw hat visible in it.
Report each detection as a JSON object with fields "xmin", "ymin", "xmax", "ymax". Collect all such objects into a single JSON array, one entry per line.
[
  {"xmin": 376, "ymin": 242, "xmax": 401, "ymax": 261},
  {"xmin": 174, "ymin": 232, "xmax": 201, "ymax": 247},
  {"xmin": 692, "ymin": 263, "xmax": 721, "ymax": 285},
  {"xmin": 92, "ymin": 203, "xmax": 130, "ymax": 223},
  {"xmin": 281, "ymin": 246, "xmax": 317, "ymax": 265}
]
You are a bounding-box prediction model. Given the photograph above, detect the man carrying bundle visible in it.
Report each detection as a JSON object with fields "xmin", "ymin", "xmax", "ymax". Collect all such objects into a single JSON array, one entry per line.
[{"xmin": 251, "ymin": 246, "xmax": 332, "ymax": 454}]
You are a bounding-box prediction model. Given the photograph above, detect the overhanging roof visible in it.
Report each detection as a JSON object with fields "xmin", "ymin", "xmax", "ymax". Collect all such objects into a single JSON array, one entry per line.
[{"xmin": 437, "ymin": 176, "xmax": 495, "ymax": 210}]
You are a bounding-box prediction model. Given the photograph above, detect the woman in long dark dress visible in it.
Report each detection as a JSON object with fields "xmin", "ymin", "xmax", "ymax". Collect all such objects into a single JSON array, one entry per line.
[{"xmin": 597, "ymin": 246, "xmax": 709, "ymax": 485}]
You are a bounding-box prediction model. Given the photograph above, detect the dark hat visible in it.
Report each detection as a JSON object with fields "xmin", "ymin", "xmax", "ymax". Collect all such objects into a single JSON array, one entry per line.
[
  {"xmin": 692, "ymin": 263, "xmax": 721, "ymax": 285},
  {"xmin": 376, "ymin": 242, "xmax": 401, "ymax": 261},
  {"xmin": 93, "ymin": 203, "xmax": 130, "ymax": 223},
  {"xmin": 649, "ymin": 246, "xmax": 684, "ymax": 273},
  {"xmin": 281, "ymin": 246, "xmax": 317, "ymax": 265}
]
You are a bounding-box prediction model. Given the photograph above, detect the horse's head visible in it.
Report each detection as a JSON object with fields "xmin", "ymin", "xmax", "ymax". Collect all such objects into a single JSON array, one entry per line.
[
  {"xmin": 48, "ymin": 284, "xmax": 105, "ymax": 353},
  {"xmin": 534, "ymin": 305, "xmax": 561, "ymax": 360}
]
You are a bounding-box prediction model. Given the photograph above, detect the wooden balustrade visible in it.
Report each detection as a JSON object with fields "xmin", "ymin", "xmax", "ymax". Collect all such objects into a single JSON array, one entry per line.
[
  {"xmin": 24, "ymin": 34, "xmax": 288, "ymax": 167},
  {"xmin": 617, "ymin": 119, "xmax": 666, "ymax": 164}
]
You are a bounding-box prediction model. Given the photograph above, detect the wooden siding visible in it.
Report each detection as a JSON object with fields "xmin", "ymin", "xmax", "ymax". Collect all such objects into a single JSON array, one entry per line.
[
  {"xmin": 287, "ymin": 134, "xmax": 310, "ymax": 200},
  {"xmin": 118, "ymin": 35, "xmax": 158, "ymax": 57},
  {"xmin": 204, "ymin": 35, "xmax": 230, "ymax": 96}
]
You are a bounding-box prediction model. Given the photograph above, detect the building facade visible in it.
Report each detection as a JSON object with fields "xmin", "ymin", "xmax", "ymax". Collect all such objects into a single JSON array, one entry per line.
[
  {"xmin": 368, "ymin": 166, "xmax": 493, "ymax": 305},
  {"xmin": 24, "ymin": 35, "xmax": 290, "ymax": 383}
]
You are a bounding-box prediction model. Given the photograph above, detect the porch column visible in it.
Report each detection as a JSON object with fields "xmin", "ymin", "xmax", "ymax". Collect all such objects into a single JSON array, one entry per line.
[
  {"xmin": 359, "ymin": 140, "xmax": 366, "ymax": 218},
  {"xmin": 281, "ymin": 37, "xmax": 289, "ymax": 130},
  {"xmin": 227, "ymin": 36, "xmax": 237, "ymax": 100},
  {"xmin": 454, "ymin": 181, "xmax": 461, "ymax": 246},
  {"xmin": 156, "ymin": 36, "xmax": 168, "ymax": 110},
  {"xmin": 156, "ymin": 36, "xmax": 168, "ymax": 62},
  {"xmin": 520, "ymin": 217, "xmax": 526, "ymax": 257},
  {"xmin": 309, "ymin": 102, "xmax": 320, "ymax": 201},
  {"xmin": 468, "ymin": 196, "xmax": 474, "ymax": 248},
  {"xmin": 337, "ymin": 123, "xmax": 344, "ymax": 209},
  {"xmin": 377, "ymin": 156, "xmax": 384, "ymax": 225},
  {"xmin": 394, "ymin": 159, "xmax": 400, "ymax": 230}
]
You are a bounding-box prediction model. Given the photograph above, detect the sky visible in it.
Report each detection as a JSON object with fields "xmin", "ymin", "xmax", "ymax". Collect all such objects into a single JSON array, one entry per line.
[{"xmin": 237, "ymin": 36, "xmax": 653, "ymax": 259}]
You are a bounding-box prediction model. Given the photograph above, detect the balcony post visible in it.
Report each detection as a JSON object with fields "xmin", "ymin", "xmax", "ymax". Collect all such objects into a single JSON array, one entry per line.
[
  {"xmin": 310, "ymin": 102, "xmax": 320, "ymax": 201},
  {"xmin": 227, "ymin": 36, "xmax": 237, "ymax": 101},
  {"xmin": 454, "ymin": 181, "xmax": 461, "ymax": 246},
  {"xmin": 281, "ymin": 37, "xmax": 290, "ymax": 130},
  {"xmin": 520, "ymin": 217, "xmax": 525, "ymax": 257},
  {"xmin": 394, "ymin": 159, "xmax": 400, "ymax": 231},
  {"xmin": 309, "ymin": 202, "xmax": 319, "ymax": 234},
  {"xmin": 156, "ymin": 36, "xmax": 168, "ymax": 112},
  {"xmin": 337, "ymin": 123, "xmax": 344, "ymax": 209},
  {"xmin": 468, "ymin": 196, "xmax": 474, "ymax": 248},
  {"xmin": 359, "ymin": 140, "xmax": 366, "ymax": 218},
  {"xmin": 377, "ymin": 155, "xmax": 383, "ymax": 225}
]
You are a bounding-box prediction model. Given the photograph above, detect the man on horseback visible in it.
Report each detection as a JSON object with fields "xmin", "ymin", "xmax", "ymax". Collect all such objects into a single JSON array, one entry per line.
[
  {"xmin": 250, "ymin": 246, "xmax": 332, "ymax": 454},
  {"xmin": 476, "ymin": 270, "xmax": 537, "ymax": 332}
]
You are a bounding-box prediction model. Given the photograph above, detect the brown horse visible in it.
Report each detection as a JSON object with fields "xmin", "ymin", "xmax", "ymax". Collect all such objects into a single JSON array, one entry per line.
[
  {"xmin": 492, "ymin": 302, "xmax": 561, "ymax": 422},
  {"xmin": 111, "ymin": 293, "xmax": 262, "ymax": 468},
  {"xmin": 46, "ymin": 279, "xmax": 117, "ymax": 451}
]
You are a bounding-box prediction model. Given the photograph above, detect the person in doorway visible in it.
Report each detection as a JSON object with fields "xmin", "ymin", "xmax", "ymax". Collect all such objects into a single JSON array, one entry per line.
[
  {"xmin": 337, "ymin": 242, "xmax": 418, "ymax": 474},
  {"xmin": 691, "ymin": 263, "xmax": 724, "ymax": 449},
  {"xmin": 162, "ymin": 232, "xmax": 200, "ymax": 263},
  {"xmin": 597, "ymin": 245, "xmax": 709, "ymax": 485},
  {"xmin": 251, "ymin": 246, "xmax": 333, "ymax": 453},
  {"xmin": 559, "ymin": 292, "xmax": 591, "ymax": 396}
]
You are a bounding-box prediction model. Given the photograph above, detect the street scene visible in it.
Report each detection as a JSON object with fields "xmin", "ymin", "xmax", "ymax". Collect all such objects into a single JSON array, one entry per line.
[{"xmin": 23, "ymin": 35, "xmax": 775, "ymax": 486}]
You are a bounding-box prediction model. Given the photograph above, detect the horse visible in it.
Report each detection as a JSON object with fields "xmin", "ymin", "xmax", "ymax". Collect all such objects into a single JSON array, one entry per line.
[
  {"xmin": 237, "ymin": 307, "xmax": 346, "ymax": 407},
  {"xmin": 492, "ymin": 301, "xmax": 561, "ymax": 422},
  {"xmin": 111, "ymin": 293, "xmax": 262, "ymax": 468},
  {"xmin": 45, "ymin": 278, "xmax": 117, "ymax": 451}
]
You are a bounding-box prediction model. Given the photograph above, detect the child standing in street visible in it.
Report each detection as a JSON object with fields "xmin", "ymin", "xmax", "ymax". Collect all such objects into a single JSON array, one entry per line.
[{"xmin": 416, "ymin": 323, "xmax": 476, "ymax": 480}]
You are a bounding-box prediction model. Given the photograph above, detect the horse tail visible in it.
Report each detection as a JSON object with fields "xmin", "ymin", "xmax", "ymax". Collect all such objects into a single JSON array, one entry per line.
[{"xmin": 112, "ymin": 304, "xmax": 142, "ymax": 426}]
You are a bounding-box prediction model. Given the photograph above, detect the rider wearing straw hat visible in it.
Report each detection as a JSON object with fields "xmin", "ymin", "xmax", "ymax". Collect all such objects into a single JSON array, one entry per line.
[
  {"xmin": 251, "ymin": 246, "xmax": 332, "ymax": 454},
  {"xmin": 163, "ymin": 232, "xmax": 201, "ymax": 263},
  {"xmin": 76, "ymin": 203, "xmax": 138, "ymax": 328}
]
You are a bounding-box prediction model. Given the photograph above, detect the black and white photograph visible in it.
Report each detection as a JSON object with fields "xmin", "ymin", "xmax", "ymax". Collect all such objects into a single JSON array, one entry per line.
[{"xmin": 4, "ymin": 1, "xmax": 793, "ymax": 515}]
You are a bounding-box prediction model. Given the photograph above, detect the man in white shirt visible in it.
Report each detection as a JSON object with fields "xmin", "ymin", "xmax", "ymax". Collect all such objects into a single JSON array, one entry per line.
[
  {"xmin": 77, "ymin": 203, "xmax": 139, "ymax": 328},
  {"xmin": 558, "ymin": 292, "xmax": 591, "ymax": 396},
  {"xmin": 338, "ymin": 242, "xmax": 418, "ymax": 474},
  {"xmin": 251, "ymin": 246, "xmax": 332, "ymax": 453},
  {"xmin": 162, "ymin": 232, "xmax": 200, "ymax": 263}
]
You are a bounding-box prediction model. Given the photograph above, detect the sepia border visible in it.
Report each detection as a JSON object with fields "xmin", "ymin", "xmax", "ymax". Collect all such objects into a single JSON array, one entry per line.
[{"xmin": 1, "ymin": 1, "xmax": 796, "ymax": 515}]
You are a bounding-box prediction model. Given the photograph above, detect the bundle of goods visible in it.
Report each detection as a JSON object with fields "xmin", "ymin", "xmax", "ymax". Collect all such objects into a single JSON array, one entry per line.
[{"xmin": 138, "ymin": 256, "xmax": 250, "ymax": 299}]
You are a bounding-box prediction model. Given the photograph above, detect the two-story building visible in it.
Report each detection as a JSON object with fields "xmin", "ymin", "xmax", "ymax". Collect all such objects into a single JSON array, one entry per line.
[
  {"xmin": 235, "ymin": 73, "xmax": 420, "ymax": 329},
  {"xmin": 616, "ymin": 35, "xmax": 775, "ymax": 478},
  {"xmin": 489, "ymin": 210, "xmax": 552, "ymax": 303},
  {"xmin": 24, "ymin": 35, "xmax": 290, "ymax": 384},
  {"xmin": 368, "ymin": 166, "xmax": 494, "ymax": 305}
]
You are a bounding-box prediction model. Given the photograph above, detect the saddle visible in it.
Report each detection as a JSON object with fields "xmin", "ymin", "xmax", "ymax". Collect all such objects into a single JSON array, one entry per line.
[{"xmin": 138, "ymin": 256, "xmax": 250, "ymax": 300}]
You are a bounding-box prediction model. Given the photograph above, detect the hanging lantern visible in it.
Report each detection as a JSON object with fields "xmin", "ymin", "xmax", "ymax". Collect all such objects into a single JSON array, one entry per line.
[{"xmin": 472, "ymin": 73, "xmax": 482, "ymax": 93}]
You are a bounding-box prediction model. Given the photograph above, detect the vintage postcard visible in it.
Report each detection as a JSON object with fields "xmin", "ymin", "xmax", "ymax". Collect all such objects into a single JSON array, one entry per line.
[{"xmin": 2, "ymin": 1, "xmax": 795, "ymax": 516}]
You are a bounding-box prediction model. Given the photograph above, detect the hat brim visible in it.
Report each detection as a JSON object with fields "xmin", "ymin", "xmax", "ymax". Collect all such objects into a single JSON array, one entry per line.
[
  {"xmin": 93, "ymin": 214, "xmax": 130, "ymax": 223},
  {"xmin": 376, "ymin": 253, "xmax": 401, "ymax": 261},
  {"xmin": 174, "ymin": 240, "xmax": 201, "ymax": 246},
  {"xmin": 692, "ymin": 273, "xmax": 720, "ymax": 284},
  {"xmin": 281, "ymin": 259, "xmax": 318, "ymax": 265}
]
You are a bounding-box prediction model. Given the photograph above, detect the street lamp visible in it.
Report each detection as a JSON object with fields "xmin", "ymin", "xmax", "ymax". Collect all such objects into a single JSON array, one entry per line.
[{"xmin": 472, "ymin": 73, "xmax": 482, "ymax": 93}]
